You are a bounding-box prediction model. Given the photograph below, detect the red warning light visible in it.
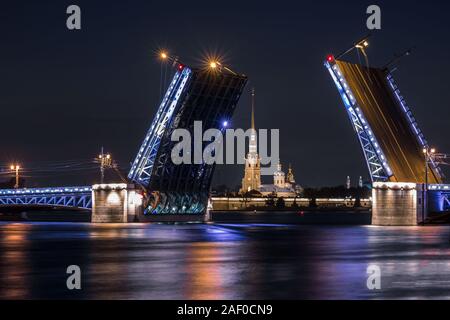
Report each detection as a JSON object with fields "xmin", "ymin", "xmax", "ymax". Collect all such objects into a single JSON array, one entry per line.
[
  {"xmin": 178, "ymin": 64, "xmax": 184, "ymax": 70},
  {"xmin": 327, "ymin": 54, "xmax": 335, "ymax": 63}
]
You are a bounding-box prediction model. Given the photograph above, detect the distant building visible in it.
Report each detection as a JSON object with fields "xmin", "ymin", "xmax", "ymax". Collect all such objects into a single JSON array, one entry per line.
[
  {"xmin": 240, "ymin": 89, "xmax": 301, "ymax": 197},
  {"xmin": 260, "ymin": 161, "xmax": 302, "ymax": 197}
]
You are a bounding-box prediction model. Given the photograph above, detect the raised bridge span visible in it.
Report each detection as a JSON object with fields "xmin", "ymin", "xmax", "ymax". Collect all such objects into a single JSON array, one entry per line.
[
  {"xmin": 325, "ymin": 57, "xmax": 443, "ymax": 184},
  {"xmin": 0, "ymin": 60, "xmax": 247, "ymax": 217},
  {"xmin": 324, "ymin": 49, "xmax": 448, "ymax": 225}
]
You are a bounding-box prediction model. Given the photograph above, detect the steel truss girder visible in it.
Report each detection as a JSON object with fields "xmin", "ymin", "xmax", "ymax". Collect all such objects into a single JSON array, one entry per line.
[
  {"xmin": 128, "ymin": 68, "xmax": 193, "ymax": 187},
  {"xmin": 443, "ymin": 194, "xmax": 450, "ymax": 211},
  {"xmin": 387, "ymin": 74, "xmax": 444, "ymax": 181},
  {"xmin": 145, "ymin": 191, "xmax": 208, "ymax": 215},
  {"xmin": 0, "ymin": 186, "xmax": 92, "ymax": 209},
  {"xmin": 325, "ymin": 61, "xmax": 392, "ymax": 182},
  {"xmin": 128, "ymin": 64, "xmax": 247, "ymax": 215}
]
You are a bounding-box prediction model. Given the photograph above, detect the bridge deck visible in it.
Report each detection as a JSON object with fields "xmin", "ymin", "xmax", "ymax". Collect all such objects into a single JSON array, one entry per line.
[
  {"xmin": 336, "ymin": 60, "xmax": 441, "ymax": 184},
  {"xmin": 0, "ymin": 186, "xmax": 92, "ymax": 209}
]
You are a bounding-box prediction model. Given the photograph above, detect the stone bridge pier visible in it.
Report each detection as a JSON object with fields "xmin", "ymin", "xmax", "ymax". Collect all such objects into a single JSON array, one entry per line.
[
  {"xmin": 91, "ymin": 183, "xmax": 143, "ymax": 223},
  {"xmin": 372, "ymin": 182, "xmax": 450, "ymax": 226},
  {"xmin": 372, "ymin": 182, "xmax": 422, "ymax": 226}
]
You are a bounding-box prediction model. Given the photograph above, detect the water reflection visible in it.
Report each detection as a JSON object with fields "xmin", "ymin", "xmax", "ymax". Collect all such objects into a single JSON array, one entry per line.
[
  {"xmin": 0, "ymin": 222, "xmax": 450, "ymax": 299},
  {"xmin": 184, "ymin": 243, "xmax": 225, "ymax": 299},
  {"xmin": 0, "ymin": 224, "xmax": 31, "ymax": 299}
]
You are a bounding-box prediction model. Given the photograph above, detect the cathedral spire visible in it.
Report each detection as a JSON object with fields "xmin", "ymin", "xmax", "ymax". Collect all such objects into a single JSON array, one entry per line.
[
  {"xmin": 249, "ymin": 88, "xmax": 258, "ymax": 155},
  {"xmin": 251, "ymin": 87, "xmax": 255, "ymax": 130},
  {"xmin": 241, "ymin": 87, "xmax": 261, "ymax": 194}
]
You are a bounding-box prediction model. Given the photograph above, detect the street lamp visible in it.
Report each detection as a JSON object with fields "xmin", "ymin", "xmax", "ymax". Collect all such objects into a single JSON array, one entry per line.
[
  {"xmin": 422, "ymin": 147, "xmax": 436, "ymax": 225},
  {"xmin": 355, "ymin": 39, "xmax": 370, "ymax": 67},
  {"xmin": 160, "ymin": 51, "xmax": 168, "ymax": 60},
  {"xmin": 355, "ymin": 40, "xmax": 369, "ymax": 49},
  {"xmin": 209, "ymin": 61, "xmax": 218, "ymax": 69},
  {"xmin": 158, "ymin": 49, "xmax": 171, "ymax": 100},
  {"xmin": 335, "ymin": 35, "xmax": 371, "ymax": 60},
  {"xmin": 98, "ymin": 148, "xmax": 112, "ymax": 184},
  {"xmin": 206, "ymin": 59, "xmax": 238, "ymax": 75},
  {"xmin": 10, "ymin": 164, "xmax": 20, "ymax": 189}
]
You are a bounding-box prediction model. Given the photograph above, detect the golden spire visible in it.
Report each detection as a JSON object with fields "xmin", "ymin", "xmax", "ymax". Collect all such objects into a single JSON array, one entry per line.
[{"xmin": 251, "ymin": 88, "xmax": 255, "ymax": 130}]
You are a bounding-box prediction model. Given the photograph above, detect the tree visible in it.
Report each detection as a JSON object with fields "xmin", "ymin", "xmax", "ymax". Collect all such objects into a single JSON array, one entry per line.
[
  {"xmin": 292, "ymin": 197, "xmax": 299, "ymax": 209},
  {"xmin": 265, "ymin": 196, "xmax": 275, "ymax": 207},
  {"xmin": 303, "ymin": 188, "xmax": 318, "ymax": 208},
  {"xmin": 276, "ymin": 197, "xmax": 285, "ymax": 209}
]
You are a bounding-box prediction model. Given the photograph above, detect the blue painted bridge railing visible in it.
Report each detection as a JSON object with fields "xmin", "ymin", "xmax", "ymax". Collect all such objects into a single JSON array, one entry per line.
[
  {"xmin": 0, "ymin": 186, "xmax": 92, "ymax": 210},
  {"xmin": 428, "ymin": 184, "xmax": 450, "ymax": 212}
]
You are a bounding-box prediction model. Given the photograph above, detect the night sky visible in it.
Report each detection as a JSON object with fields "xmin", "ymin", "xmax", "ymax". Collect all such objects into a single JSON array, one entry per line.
[{"xmin": 0, "ymin": 0, "xmax": 449, "ymax": 188}]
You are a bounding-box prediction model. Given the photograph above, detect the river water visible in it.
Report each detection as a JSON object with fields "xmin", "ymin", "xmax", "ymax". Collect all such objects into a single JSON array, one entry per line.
[{"xmin": 0, "ymin": 222, "xmax": 450, "ymax": 300}]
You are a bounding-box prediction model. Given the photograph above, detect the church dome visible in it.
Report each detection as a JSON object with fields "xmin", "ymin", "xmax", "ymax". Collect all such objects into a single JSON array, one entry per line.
[{"xmin": 273, "ymin": 160, "xmax": 285, "ymax": 176}]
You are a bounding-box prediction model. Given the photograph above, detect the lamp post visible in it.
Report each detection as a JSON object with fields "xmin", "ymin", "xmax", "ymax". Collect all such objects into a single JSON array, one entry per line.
[
  {"xmin": 10, "ymin": 165, "xmax": 20, "ymax": 189},
  {"xmin": 422, "ymin": 147, "xmax": 436, "ymax": 225},
  {"xmin": 98, "ymin": 148, "xmax": 112, "ymax": 184},
  {"xmin": 159, "ymin": 50, "xmax": 169, "ymax": 100}
]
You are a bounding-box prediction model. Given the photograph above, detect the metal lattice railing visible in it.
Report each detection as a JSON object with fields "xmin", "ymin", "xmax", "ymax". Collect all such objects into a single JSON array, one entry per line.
[{"xmin": 0, "ymin": 186, "xmax": 92, "ymax": 209}]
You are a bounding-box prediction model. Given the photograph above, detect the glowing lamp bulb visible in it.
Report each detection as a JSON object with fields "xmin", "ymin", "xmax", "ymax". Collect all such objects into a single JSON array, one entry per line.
[
  {"xmin": 327, "ymin": 55, "xmax": 334, "ymax": 62},
  {"xmin": 210, "ymin": 61, "xmax": 217, "ymax": 69},
  {"xmin": 178, "ymin": 64, "xmax": 184, "ymax": 70},
  {"xmin": 223, "ymin": 121, "xmax": 229, "ymax": 127},
  {"xmin": 160, "ymin": 52, "xmax": 168, "ymax": 59}
]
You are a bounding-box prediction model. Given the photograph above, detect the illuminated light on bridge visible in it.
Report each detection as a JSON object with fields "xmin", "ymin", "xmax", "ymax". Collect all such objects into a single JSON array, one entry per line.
[
  {"xmin": 92, "ymin": 183, "xmax": 127, "ymax": 191},
  {"xmin": 0, "ymin": 186, "xmax": 91, "ymax": 196},
  {"xmin": 106, "ymin": 192, "xmax": 121, "ymax": 205},
  {"xmin": 372, "ymin": 182, "xmax": 417, "ymax": 191},
  {"xmin": 160, "ymin": 51, "xmax": 168, "ymax": 60},
  {"xmin": 427, "ymin": 185, "xmax": 450, "ymax": 213},
  {"xmin": 325, "ymin": 60, "xmax": 392, "ymax": 181},
  {"xmin": 0, "ymin": 186, "xmax": 92, "ymax": 210}
]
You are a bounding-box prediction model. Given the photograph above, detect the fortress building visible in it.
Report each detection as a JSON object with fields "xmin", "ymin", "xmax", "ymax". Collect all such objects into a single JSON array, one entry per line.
[{"xmin": 260, "ymin": 161, "xmax": 302, "ymax": 197}]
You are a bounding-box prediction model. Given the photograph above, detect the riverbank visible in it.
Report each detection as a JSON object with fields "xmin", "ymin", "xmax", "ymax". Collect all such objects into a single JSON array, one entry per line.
[
  {"xmin": 0, "ymin": 208, "xmax": 372, "ymax": 225},
  {"xmin": 211, "ymin": 210, "xmax": 371, "ymax": 225}
]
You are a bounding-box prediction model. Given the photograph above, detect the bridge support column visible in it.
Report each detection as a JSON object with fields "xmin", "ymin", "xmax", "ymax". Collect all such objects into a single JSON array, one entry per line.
[
  {"xmin": 91, "ymin": 184, "xmax": 143, "ymax": 223},
  {"xmin": 372, "ymin": 182, "xmax": 423, "ymax": 226}
]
